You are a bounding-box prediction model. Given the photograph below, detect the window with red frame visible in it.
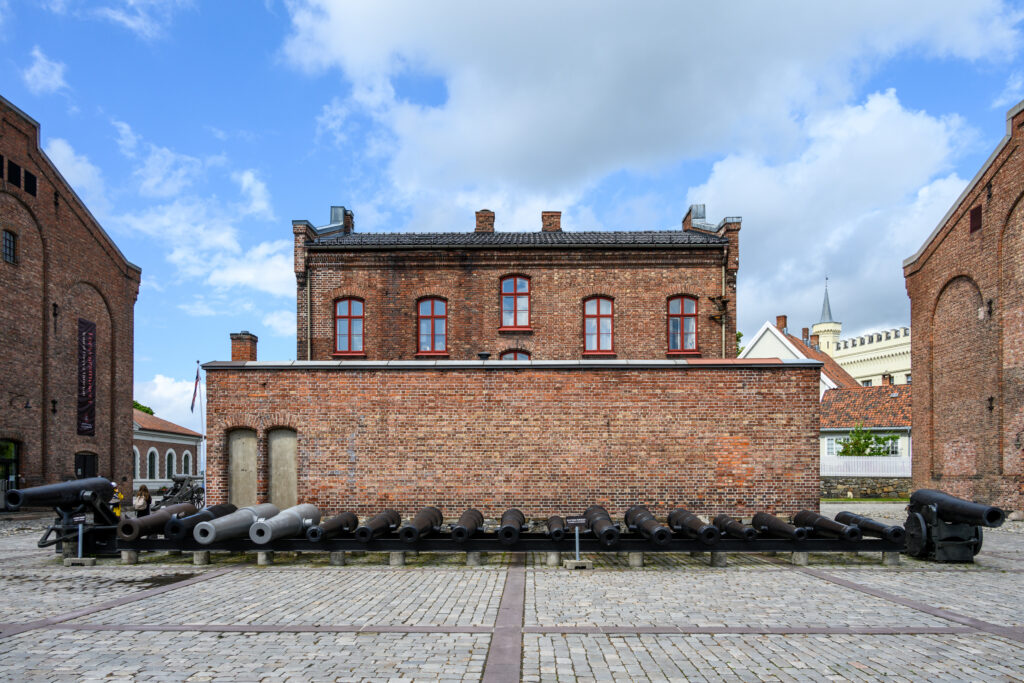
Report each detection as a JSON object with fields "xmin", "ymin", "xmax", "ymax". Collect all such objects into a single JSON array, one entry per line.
[
  {"xmin": 418, "ymin": 298, "xmax": 447, "ymax": 353},
  {"xmin": 500, "ymin": 350, "xmax": 530, "ymax": 360},
  {"xmin": 334, "ymin": 299, "xmax": 364, "ymax": 353},
  {"xmin": 668, "ymin": 296, "xmax": 698, "ymax": 352},
  {"xmin": 584, "ymin": 297, "xmax": 613, "ymax": 353},
  {"xmin": 500, "ymin": 276, "xmax": 530, "ymax": 329}
]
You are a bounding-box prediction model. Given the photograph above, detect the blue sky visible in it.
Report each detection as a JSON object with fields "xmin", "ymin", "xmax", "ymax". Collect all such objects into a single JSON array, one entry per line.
[{"xmin": 2, "ymin": 1, "xmax": 1024, "ymax": 433}]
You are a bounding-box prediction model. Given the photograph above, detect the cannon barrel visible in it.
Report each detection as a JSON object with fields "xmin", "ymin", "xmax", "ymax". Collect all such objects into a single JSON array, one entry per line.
[
  {"xmin": 752, "ymin": 512, "xmax": 808, "ymax": 541},
  {"xmin": 194, "ymin": 504, "xmax": 279, "ymax": 545},
  {"xmin": 834, "ymin": 511, "xmax": 906, "ymax": 543},
  {"xmin": 546, "ymin": 515, "xmax": 566, "ymax": 542},
  {"xmin": 793, "ymin": 510, "xmax": 862, "ymax": 541},
  {"xmin": 250, "ymin": 504, "xmax": 321, "ymax": 545},
  {"xmin": 165, "ymin": 504, "xmax": 237, "ymax": 541},
  {"xmin": 5, "ymin": 477, "xmax": 114, "ymax": 510},
  {"xmin": 713, "ymin": 514, "xmax": 757, "ymax": 541},
  {"xmin": 451, "ymin": 509, "xmax": 484, "ymax": 543},
  {"xmin": 583, "ymin": 505, "xmax": 620, "ymax": 547},
  {"xmin": 910, "ymin": 489, "xmax": 1005, "ymax": 528},
  {"xmin": 306, "ymin": 511, "xmax": 359, "ymax": 542},
  {"xmin": 668, "ymin": 508, "xmax": 720, "ymax": 545},
  {"xmin": 118, "ymin": 503, "xmax": 197, "ymax": 541},
  {"xmin": 398, "ymin": 506, "xmax": 442, "ymax": 543},
  {"xmin": 624, "ymin": 505, "xmax": 671, "ymax": 546},
  {"xmin": 355, "ymin": 509, "xmax": 401, "ymax": 543},
  {"xmin": 497, "ymin": 508, "xmax": 526, "ymax": 545}
]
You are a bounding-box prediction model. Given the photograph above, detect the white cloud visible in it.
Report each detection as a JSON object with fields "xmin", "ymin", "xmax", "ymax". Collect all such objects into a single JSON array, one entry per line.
[
  {"xmin": 23, "ymin": 46, "xmax": 68, "ymax": 95},
  {"xmin": 232, "ymin": 169, "xmax": 274, "ymax": 219},
  {"xmin": 683, "ymin": 90, "xmax": 968, "ymax": 336},
  {"xmin": 262, "ymin": 309, "xmax": 295, "ymax": 336},
  {"xmin": 134, "ymin": 145, "xmax": 202, "ymax": 198},
  {"xmin": 282, "ymin": 1, "xmax": 1019, "ymax": 215},
  {"xmin": 993, "ymin": 71, "xmax": 1024, "ymax": 109},
  {"xmin": 92, "ymin": 0, "xmax": 193, "ymax": 40},
  {"xmin": 112, "ymin": 119, "xmax": 140, "ymax": 157},
  {"xmin": 315, "ymin": 96, "xmax": 349, "ymax": 148},
  {"xmin": 134, "ymin": 373, "xmax": 204, "ymax": 436},
  {"xmin": 207, "ymin": 240, "xmax": 295, "ymax": 297},
  {"xmin": 43, "ymin": 138, "xmax": 110, "ymax": 215}
]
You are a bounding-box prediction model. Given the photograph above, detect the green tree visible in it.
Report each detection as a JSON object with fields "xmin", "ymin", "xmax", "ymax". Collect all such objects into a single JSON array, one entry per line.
[
  {"xmin": 133, "ymin": 400, "xmax": 154, "ymax": 415},
  {"xmin": 837, "ymin": 424, "xmax": 898, "ymax": 457},
  {"xmin": 736, "ymin": 330, "xmax": 744, "ymax": 357}
]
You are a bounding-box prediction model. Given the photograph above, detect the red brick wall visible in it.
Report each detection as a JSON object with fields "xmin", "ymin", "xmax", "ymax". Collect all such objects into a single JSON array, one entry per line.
[
  {"xmin": 204, "ymin": 361, "xmax": 820, "ymax": 519},
  {"xmin": 0, "ymin": 97, "xmax": 140, "ymax": 491},
  {"xmin": 904, "ymin": 103, "xmax": 1024, "ymax": 508},
  {"xmin": 297, "ymin": 248, "xmax": 738, "ymax": 362}
]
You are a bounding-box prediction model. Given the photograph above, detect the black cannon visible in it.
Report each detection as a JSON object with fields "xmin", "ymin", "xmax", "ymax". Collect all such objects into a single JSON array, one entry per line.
[
  {"xmin": 834, "ymin": 511, "xmax": 905, "ymax": 544},
  {"xmin": 355, "ymin": 509, "xmax": 402, "ymax": 543},
  {"xmin": 251, "ymin": 504, "xmax": 321, "ymax": 544},
  {"xmin": 7, "ymin": 478, "xmax": 120, "ymax": 557},
  {"xmin": 497, "ymin": 508, "xmax": 526, "ymax": 545},
  {"xmin": 152, "ymin": 474, "xmax": 204, "ymax": 511},
  {"xmin": 118, "ymin": 502, "xmax": 197, "ymax": 541},
  {"xmin": 451, "ymin": 509, "xmax": 484, "ymax": 543},
  {"xmin": 905, "ymin": 489, "xmax": 1005, "ymax": 562},
  {"xmin": 399, "ymin": 507, "xmax": 443, "ymax": 543},
  {"xmin": 165, "ymin": 504, "xmax": 237, "ymax": 541},
  {"xmin": 793, "ymin": 510, "xmax": 862, "ymax": 542},
  {"xmin": 624, "ymin": 505, "xmax": 671, "ymax": 545},
  {"xmin": 668, "ymin": 508, "xmax": 719, "ymax": 545},
  {"xmin": 713, "ymin": 514, "xmax": 757, "ymax": 541},
  {"xmin": 307, "ymin": 511, "xmax": 359, "ymax": 542},
  {"xmin": 752, "ymin": 512, "xmax": 807, "ymax": 541},
  {"xmin": 583, "ymin": 505, "xmax": 620, "ymax": 547},
  {"xmin": 546, "ymin": 515, "xmax": 566, "ymax": 542}
]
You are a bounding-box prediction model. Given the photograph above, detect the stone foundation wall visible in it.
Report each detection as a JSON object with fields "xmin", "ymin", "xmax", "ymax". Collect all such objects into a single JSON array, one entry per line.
[{"xmin": 820, "ymin": 476, "xmax": 912, "ymax": 499}]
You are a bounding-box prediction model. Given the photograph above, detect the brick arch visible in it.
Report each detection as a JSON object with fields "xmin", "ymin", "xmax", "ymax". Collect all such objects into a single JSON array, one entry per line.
[
  {"xmin": 929, "ymin": 274, "xmax": 998, "ymax": 489},
  {"xmin": 997, "ymin": 188, "xmax": 1024, "ymax": 475}
]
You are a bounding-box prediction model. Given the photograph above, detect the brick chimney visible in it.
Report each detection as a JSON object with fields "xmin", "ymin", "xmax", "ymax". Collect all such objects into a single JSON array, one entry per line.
[
  {"xmin": 475, "ymin": 209, "xmax": 495, "ymax": 233},
  {"xmin": 882, "ymin": 374, "xmax": 893, "ymax": 386},
  {"xmin": 541, "ymin": 211, "xmax": 561, "ymax": 232},
  {"xmin": 801, "ymin": 327, "xmax": 809, "ymax": 342},
  {"xmin": 343, "ymin": 209, "xmax": 354, "ymax": 234},
  {"xmin": 230, "ymin": 331, "xmax": 258, "ymax": 362},
  {"xmin": 775, "ymin": 315, "xmax": 788, "ymax": 333},
  {"xmin": 809, "ymin": 334, "xmax": 819, "ymax": 349},
  {"xmin": 329, "ymin": 206, "xmax": 355, "ymax": 235},
  {"xmin": 682, "ymin": 204, "xmax": 706, "ymax": 231}
]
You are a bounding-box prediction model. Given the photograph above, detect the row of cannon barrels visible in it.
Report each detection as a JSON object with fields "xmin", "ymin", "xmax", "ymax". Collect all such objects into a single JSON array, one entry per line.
[{"xmin": 115, "ymin": 502, "xmax": 910, "ymax": 548}]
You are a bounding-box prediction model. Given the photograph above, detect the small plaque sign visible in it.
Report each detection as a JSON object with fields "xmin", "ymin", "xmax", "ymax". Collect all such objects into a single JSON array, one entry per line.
[
  {"xmin": 71, "ymin": 514, "xmax": 86, "ymax": 524},
  {"xmin": 565, "ymin": 517, "xmax": 587, "ymax": 529}
]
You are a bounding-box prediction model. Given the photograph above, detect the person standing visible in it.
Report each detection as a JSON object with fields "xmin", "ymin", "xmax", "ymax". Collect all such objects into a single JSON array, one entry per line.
[{"xmin": 133, "ymin": 485, "xmax": 151, "ymax": 517}]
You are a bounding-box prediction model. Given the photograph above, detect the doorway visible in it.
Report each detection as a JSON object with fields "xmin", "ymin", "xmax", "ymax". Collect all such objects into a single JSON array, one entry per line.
[
  {"xmin": 74, "ymin": 452, "xmax": 98, "ymax": 479},
  {"xmin": 0, "ymin": 441, "xmax": 18, "ymax": 509}
]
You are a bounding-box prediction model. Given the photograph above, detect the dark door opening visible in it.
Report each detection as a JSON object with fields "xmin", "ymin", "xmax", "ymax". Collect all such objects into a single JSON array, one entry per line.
[
  {"xmin": 74, "ymin": 452, "xmax": 97, "ymax": 479},
  {"xmin": 0, "ymin": 441, "xmax": 18, "ymax": 510}
]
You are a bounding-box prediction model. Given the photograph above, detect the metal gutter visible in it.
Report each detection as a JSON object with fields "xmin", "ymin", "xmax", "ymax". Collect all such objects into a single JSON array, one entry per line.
[{"xmin": 203, "ymin": 358, "xmax": 823, "ymax": 371}]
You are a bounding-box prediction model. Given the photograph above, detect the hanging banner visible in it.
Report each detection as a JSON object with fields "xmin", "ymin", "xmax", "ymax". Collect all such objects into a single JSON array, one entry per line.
[{"xmin": 77, "ymin": 318, "xmax": 96, "ymax": 436}]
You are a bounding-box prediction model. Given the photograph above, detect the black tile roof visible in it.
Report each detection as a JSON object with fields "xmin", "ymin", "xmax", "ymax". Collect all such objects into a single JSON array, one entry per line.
[{"xmin": 310, "ymin": 230, "xmax": 729, "ymax": 250}]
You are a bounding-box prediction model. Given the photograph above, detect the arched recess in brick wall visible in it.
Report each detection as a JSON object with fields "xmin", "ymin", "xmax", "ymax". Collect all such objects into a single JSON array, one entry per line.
[
  {"xmin": 59, "ymin": 281, "xmax": 114, "ymax": 478},
  {"xmin": 228, "ymin": 428, "xmax": 258, "ymax": 507},
  {"xmin": 0, "ymin": 193, "xmax": 45, "ymax": 483},
  {"xmin": 267, "ymin": 428, "xmax": 297, "ymax": 509},
  {"xmin": 998, "ymin": 191, "xmax": 1024, "ymax": 475},
  {"xmin": 931, "ymin": 275, "xmax": 998, "ymax": 482}
]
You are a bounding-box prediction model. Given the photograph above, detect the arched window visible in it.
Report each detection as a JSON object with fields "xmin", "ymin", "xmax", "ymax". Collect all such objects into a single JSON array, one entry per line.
[
  {"xmin": 417, "ymin": 298, "xmax": 447, "ymax": 353},
  {"xmin": 147, "ymin": 449, "xmax": 158, "ymax": 479},
  {"xmin": 334, "ymin": 298, "xmax": 364, "ymax": 354},
  {"xmin": 583, "ymin": 296, "xmax": 614, "ymax": 354},
  {"xmin": 165, "ymin": 450, "xmax": 176, "ymax": 478},
  {"xmin": 133, "ymin": 447, "xmax": 140, "ymax": 478},
  {"xmin": 500, "ymin": 350, "xmax": 530, "ymax": 360},
  {"xmin": 181, "ymin": 451, "xmax": 192, "ymax": 476},
  {"xmin": 500, "ymin": 276, "xmax": 530, "ymax": 329},
  {"xmin": 668, "ymin": 296, "xmax": 698, "ymax": 353}
]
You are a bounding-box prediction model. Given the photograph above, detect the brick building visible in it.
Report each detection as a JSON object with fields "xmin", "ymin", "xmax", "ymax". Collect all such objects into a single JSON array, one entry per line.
[
  {"xmin": 0, "ymin": 95, "xmax": 140, "ymax": 498},
  {"xmin": 904, "ymin": 98, "xmax": 1024, "ymax": 509},
  {"xmin": 132, "ymin": 409, "xmax": 202, "ymax": 494},
  {"xmin": 205, "ymin": 204, "xmax": 824, "ymax": 518}
]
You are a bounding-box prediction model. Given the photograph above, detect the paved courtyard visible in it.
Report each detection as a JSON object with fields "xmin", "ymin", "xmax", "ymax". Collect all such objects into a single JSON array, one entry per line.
[{"xmin": 0, "ymin": 503, "xmax": 1023, "ymax": 682}]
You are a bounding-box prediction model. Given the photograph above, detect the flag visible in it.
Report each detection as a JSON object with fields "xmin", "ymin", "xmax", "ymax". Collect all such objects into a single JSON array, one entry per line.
[{"xmin": 190, "ymin": 362, "xmax": 200, "ymax": 413}]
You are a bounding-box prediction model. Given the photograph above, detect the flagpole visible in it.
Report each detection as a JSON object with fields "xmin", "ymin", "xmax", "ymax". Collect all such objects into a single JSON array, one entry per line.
[{"xmin": 197, "ymin": 360, "xmax": 206, "ymax": 503}]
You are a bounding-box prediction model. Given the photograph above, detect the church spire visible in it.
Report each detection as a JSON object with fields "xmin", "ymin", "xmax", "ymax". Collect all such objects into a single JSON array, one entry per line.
[{"xmin": 819, "ymin": 277, "xmax": 835, "ymax": 324}]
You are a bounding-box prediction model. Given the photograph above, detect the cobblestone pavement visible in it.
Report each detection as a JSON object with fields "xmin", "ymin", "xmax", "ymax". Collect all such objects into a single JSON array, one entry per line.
[{"xmin": 0, "ymin": 503, "xmax": 1022, "ymax": 681}]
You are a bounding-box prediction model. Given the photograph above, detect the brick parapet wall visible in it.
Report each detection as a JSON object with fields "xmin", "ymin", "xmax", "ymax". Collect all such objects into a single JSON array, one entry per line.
[
  {"xmin": 904, "ymin": 103, "xmax": 1024, "ymax": 509},
  {"xmin": 204, "ymin": 361, "xmax": 820, "ymax": 519}
]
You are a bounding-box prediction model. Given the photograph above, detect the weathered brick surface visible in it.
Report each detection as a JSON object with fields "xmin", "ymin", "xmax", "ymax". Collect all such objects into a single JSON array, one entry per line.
[
  {"xmin": 904, "ymin": 102, "xmax": 1024, "ymax": 508},
  {"xmin": 0, "ymin": 97, "xmax": 140, "ymax": 490},
  {"xmin": 204, "ymin": 363, "xmax": 820, "ymax": 517}
]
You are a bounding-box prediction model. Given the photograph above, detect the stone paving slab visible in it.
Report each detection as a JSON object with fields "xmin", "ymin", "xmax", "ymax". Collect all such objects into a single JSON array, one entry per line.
[
  {"xmin": 0, "ymin": 629, "xmax": 489, "ymax": 682},
  {"xmin": 525, "ymin": 567, "xmax": 954, "ymax": 628},
  {"xmin": 825, "ymin": 567, "xmax": 1024, "ymax": 628},
  {"xmin": 71, "ymin": 567, "xmax": 505, "ymax": 627},
  {"xmin": 522, "ymin": 632, "xmax": 1024, "ymax": 682}
]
